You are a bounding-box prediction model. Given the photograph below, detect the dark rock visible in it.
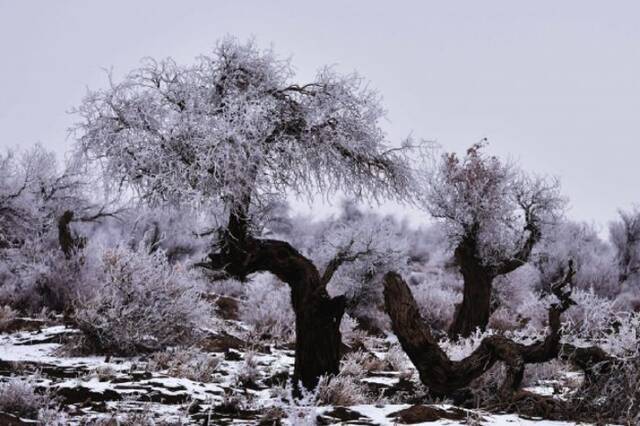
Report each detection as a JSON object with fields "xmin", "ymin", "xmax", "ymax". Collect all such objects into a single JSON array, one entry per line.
[
  {"xmin": 387, "ymin": 405, "xmax": 467, "ymax": 424},
  {"xmin": 56, "ymin": 385, "xmax": 122, "ymax": 404},
  {"xmin": 198, "ymin": 332, "xmax": 245, "ymax": 353},
  {"xmin": 322, "ymin": 407, "xmax": 368, "ymax": 422}
]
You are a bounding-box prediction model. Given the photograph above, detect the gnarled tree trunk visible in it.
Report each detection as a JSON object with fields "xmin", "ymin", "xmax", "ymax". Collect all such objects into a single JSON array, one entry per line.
[
  {"xmin": 383, "ymin": 267, "xmax": 616, "ymax": 418},
  {"xmin": 204, "ymin": 210, "xmax": 345, "ymax": 390}
]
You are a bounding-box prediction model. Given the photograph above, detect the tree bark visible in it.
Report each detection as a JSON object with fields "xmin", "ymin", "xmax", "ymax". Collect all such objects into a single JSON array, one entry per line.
[
  {"xmin": 448, "ymin": 260, "xmax": 494, "ymax": 338},
  {"xmin": 204, "ymin": 212, "xmax": 345, "ymax": 390},
  {"xmin": 448, "ymin": 232, "xmax": 495, "ymax": 338}
]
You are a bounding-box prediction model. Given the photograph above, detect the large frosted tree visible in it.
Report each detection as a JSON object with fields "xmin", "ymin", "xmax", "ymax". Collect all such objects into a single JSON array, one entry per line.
[
  {"xmin": 73, "ymin": 38, "xmax": 413, "ymax": 389},
  {"xmin": 420, "ymin": 143, "xmax": 565, "ymax": 337}
]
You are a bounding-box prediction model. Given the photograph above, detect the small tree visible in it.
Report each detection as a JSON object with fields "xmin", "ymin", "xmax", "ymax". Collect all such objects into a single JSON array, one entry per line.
[
  {"xmin": 73, "ymin": 38, "xmax": 413, "ymax": 389},
  {"xmin": 420, "ymin": 143, "xmax": 565, "ymax": 337}
]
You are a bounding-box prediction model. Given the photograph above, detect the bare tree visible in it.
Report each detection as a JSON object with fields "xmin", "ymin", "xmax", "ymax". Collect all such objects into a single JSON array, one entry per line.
[
  {"xmin": 72, "ymin": 38, "xmax": 414, "ymax": 389},
  {"xmin": 419, "ymin": 143, "xmax": 565, "ymax": 337}
]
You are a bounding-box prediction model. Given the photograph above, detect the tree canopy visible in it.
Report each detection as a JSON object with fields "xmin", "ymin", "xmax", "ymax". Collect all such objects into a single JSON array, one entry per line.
[{"xmin": 74, "ymin": 38, "xmax": 413, "ymax": 224}]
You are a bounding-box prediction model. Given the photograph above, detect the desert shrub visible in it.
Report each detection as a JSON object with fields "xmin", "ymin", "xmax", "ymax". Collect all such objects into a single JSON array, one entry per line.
[
  {"xmin": 0, "ymin": 304, "xmax": 18, "ymax": 332},
  {"xmin": 212, "ymin": 278, "xmax": 246, "ymax": 298},
  {"xmin": 37, "ymin": 408, "xmax": 69, "ymax": 425},
  {"xmin": 74, "ymin": 246, "xmax": 212, "ymax": 355},
  {"xmin": 569, "ymin": 354, "xmax": 640, "ymax": 424},
  {"xmin": 562, "ymin": 288, "xmax": 620, "ymax": 340},
  {"xmin": 0, "ymin": 238, "xmax": 88, "ymax": 313},
  {"xmin": 340, "ymin": 350, "xmax": 386, "ymax": 376},
  {"xmin": 339, "ymin": 352, "xmax": 367, "ymax": 378},
  {"xmin": 412, "ymin": 277, "xmax": 460, "ymax": 333},
  {"xmin": 439, "ymin": 329, "xmax": 496, "ymax": 361},
  {"xmin": 236, "ymin": 350, "xmax": 260, "ymax": 388},
  {"xmin": 239, "ymin": 273, "xmax": 295, "ymax": 342},
  {"xmin": 0, "ymin": 376, "xmax": 56, "ymax": 420},
  {"xmin": 384, "ymin": 343, "xmax": 410, "ymax": 373},
  {"xmin": 339, "ymin": 314, "xmax": 369, "ymax": 348},
  {"xmin": 315, "ymin": 373, "xmax": 369, "ymax": 406},
  {"xmin": 147, "ymin": 347, "xmax": 222, "ymax": 382}
]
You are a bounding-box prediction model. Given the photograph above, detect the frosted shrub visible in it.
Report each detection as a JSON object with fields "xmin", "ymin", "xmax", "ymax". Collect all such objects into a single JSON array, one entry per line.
[
  {"xmin": 412, "ymin": 277, "xmax": 460, "ymax": 333},
  {"xmin": 562, "ymin": 288, "xmax": 619, "ymax": 339},
  {"xmin": 315, "ymin": 374, "xmax": 369, "ymax": 406},
  {"xmin": 0, "ymin": 239, "xmax": 87, "ymax": 313},
  {"xmin": 440, "ymin": 329, "xmax": 496, "ymax": 361},
  {"xmin": 570, "ymin": 355, "xmax": 640, "ymax": 424},
  {"xmin": 0, "ymin": 304, "xmax": 18, "ymax": 332},
  {"xmin": 0, "ymin": 376, "xmax": 55, "ymax": 419},
  {"xmin": 384, "ymin": 343, "xmax": 410, "ymax": 373},
  {"xmin": 339, "ymin": 314, "xmax": 368, "ymax": 348},
  {"xmin": 341, "ymin": 350, "xmax": 385, "ymax": 376},
  {"xmin": 147, "ymin": 347, "xmax": 222, "ymax": 382},
  {"xmin": 74, "ymin": 246, "xmax": 212, "ymax": 355},
  {"xmin": 339, "ymin": 352, "xmax": 367, "ymax": 378},
  {"xmin": 236, "ymin": 350, "xmax": 261, "ymax": 388},
  {"xmin": 239, "ymin": 273, "xmax": 295, "ymax": 342}
]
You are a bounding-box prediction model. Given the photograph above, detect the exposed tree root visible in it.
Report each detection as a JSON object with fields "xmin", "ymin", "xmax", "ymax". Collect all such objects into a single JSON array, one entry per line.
[{"xmin": 382, "ymin": 262, "xmax": 617, "ymax": 420}]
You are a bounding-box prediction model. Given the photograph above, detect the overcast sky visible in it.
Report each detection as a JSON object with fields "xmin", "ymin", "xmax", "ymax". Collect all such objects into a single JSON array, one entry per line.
[{"xmin": 1, "ymin": 1, "xmax": 638, "ymax": 230}]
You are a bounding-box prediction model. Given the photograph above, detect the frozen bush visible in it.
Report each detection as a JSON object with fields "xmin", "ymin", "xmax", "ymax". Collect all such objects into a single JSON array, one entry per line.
[
  {"xmin": 0, "ymin": 304, "xmax": 18, "ymax": 332},
  {"xmin": 384, "ymin": 343, "xmax": 410, "ymax": 373},
  {"xmin": 37, "ymin": 408, "xmax": 68, "ymax": 426},
  {"xmin": 339, "ymin": 314, "xmax": 369, "ymax": 348},
  {"xmin": 439, "ymin": 329, "xmax": 497, "ymax": 361},
  {"xmin": 315, "ymin": 373, "xmax": 369, "ymax": 406},
  {"xmin": 236, "ymin": 350, "xmax": 260, "ymax": 388},
  {"xmin": 339, "ymin": 352, "xmax": 367, "ymax": 378},
  {"xmin": 147, "ymin": 347, "xmax": 222, "ymax": 382},
  {"xmin": 239, "ymin": 273, "xmax": 295, "ymax": 342},
  {"xmin": 412, "ymin": 279, "xmax": 460, "ymax": 333},
  {"xmin": 0, "ymin": 238, "xmax": 88, "ymax": 313},
  {"xmin": 74, "ymin": 246, "xmax": 212, "ymax": 355},
  {"xmin": 340, "ymin": 350, "xmax": 385, "ymax": 376},
  {"xmin": 0, "ymin": 376, "xmax": 56, "ymax": 420},
  {"xmin": 562, "ymin": 288, "xmax": 619, "ymax": 339},
  {"xmin": 569, "ymin": 355, "xmax": 640, "ymax": 424}
]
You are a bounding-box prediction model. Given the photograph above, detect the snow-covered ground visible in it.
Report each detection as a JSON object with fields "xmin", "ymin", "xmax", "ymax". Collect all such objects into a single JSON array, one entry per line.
[{"xmin": 0, "ymin": 322, "xmax": 596, "ymax": 425}]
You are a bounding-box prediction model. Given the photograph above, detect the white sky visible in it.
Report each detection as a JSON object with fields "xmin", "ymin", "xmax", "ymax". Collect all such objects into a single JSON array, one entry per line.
[{"xmin": 1, "ymin": 0, "xmax": 638, "ymax": 229}]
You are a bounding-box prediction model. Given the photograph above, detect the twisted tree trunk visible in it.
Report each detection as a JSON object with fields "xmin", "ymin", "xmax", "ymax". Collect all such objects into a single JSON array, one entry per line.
[
  {"xmin": 383, "ymin": 265, "xmax": 615, "ymax": 417},
  {"xmin": 203, "ymin": 210, "xmax": 345, "ymax": 390}
]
